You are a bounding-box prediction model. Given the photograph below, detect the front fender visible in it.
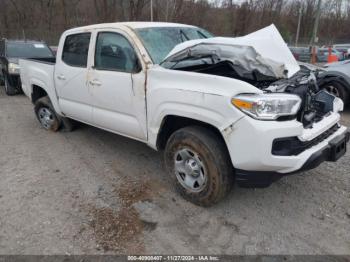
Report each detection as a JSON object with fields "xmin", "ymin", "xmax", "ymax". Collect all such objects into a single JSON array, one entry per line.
[
  {"xmin": 146, "ymin": 66, "xmax": 261, "ymax": 149},
  {"xmin": 147, "ymin": 89, "xmax": 245, "ymax": 149}
]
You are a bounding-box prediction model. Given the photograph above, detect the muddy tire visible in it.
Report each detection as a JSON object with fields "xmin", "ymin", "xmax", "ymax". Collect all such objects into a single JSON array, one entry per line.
[
  {"xmin": 34, "ymin": 96, "xmax": 61, "ymax": 132},
  {"xmin": 165, "ymin": 126, "xmax": 234, "ymax": 206},
  {"xmin": 4, "ymin": 75, "xmax": 17, "ymax": 96},
  {"xmin": 322, "ymin": 81, "xmax": 349, "ymax": 103}
]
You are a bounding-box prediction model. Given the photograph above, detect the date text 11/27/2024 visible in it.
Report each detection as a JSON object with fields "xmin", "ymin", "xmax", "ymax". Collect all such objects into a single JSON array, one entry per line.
[{"xmin": 127, "ymin": 255, "xmax": 220, "ymax": 261}]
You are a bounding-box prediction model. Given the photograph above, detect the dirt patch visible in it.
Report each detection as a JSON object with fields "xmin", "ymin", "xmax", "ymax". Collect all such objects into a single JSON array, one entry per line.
[
  {"xmin": 116, "ymin": 179, "xmax": 154, "ymax": 207},
  {"xmin": 87, "ymin": 179, "xmax": 161, "ymax": 253},
  {"xmin": 88, "ymin": 205, "xmax": 144, "ymax": 253}
]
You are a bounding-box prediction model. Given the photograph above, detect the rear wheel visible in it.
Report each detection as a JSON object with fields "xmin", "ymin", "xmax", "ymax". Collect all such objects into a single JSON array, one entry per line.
[
  {"xmin": 4, "ymin": 75, "xmax": 17, "ymax": 96},
  {"xmin": 34, "ymin": 96, "xmax": 60, "ymax": 131},
  {"xmin": 165, "ymin": 126, "xmax": 234, "ymax": 206}
]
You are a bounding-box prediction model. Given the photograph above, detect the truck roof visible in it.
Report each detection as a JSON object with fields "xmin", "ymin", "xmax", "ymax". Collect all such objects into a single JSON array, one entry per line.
[{"xmin": 64, "ymin": 22, "xmax": 196, "ymax": 34}]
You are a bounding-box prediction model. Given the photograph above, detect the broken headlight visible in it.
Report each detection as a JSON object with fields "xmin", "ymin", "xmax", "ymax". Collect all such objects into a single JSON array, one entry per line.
[{"xmin": 232, "ymin": 93, "xmax": 301, "ymax": 120}]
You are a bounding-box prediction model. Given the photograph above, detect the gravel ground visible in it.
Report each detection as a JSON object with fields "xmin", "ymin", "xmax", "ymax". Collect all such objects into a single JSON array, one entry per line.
[{"xmin": 0, "ymin": 87, "xmax": 349, "ymax": 255}]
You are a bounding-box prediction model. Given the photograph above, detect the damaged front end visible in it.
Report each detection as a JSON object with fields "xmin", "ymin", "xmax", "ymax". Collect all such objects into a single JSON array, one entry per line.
[
  {"xmin": 161, "ymin": 25, "xmax": 344, "ymax": 128},
  {"xmin": 265, "ymin": 68, "xmax": 343, "ymax": 128}
]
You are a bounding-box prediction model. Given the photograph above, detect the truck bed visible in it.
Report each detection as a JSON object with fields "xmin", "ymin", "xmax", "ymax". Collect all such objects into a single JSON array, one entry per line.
[{"xmin": 19, "ymin": 58, "xmax": 55, "ymax": 99}]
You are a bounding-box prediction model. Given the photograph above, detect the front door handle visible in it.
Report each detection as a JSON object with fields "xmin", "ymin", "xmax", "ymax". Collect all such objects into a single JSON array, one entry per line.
[
  {"xmin": 57, "ymin": 74, "xmax": 66, "ymax": 80},
  {"xmin": 89, "ymin": 79, "xmax": 102, "ymax": 86}
]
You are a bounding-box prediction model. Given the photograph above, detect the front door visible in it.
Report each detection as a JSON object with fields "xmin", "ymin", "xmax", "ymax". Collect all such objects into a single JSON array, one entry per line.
[{"xmin": 89, "ymin": 30, "xmax": 147, "ymax": 141}]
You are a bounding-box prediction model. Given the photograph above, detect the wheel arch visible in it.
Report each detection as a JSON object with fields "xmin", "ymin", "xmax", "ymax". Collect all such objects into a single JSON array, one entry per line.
[
  {"xmin": 30, "ymin": 82, "xmax": 62, "ymax": 115},
  {"xmin": 156, "ymin": 115, "xmax": 233, "ymax": 165},
  {"xmin": 32, "ymin": 84, "xmax": 48, "ymax": 104}
]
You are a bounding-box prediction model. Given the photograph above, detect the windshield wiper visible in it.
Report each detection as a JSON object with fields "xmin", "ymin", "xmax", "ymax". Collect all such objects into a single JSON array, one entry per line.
[
  {"xmin": 180, "ymin": 29, "xmax": 190, "ymax": 42},
  {"xmin": 197, "ymin": 30, "xmax": 208, "ymax": 39}
]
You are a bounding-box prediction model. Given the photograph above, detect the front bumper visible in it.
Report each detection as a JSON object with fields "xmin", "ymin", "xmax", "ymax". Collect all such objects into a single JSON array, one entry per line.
[
  {"xmin": 235, "ymin": 130, "xmax": 349, "ymax": 187},
  {"xmin": 224, "ymin": 112, "xmax": 349, "ymax": 187}
]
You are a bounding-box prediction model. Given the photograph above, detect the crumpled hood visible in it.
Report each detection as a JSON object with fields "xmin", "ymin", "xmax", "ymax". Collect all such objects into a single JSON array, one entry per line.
[{"xmin": 162, "ymin": 24, "xmax": 300, "ymax": 79}]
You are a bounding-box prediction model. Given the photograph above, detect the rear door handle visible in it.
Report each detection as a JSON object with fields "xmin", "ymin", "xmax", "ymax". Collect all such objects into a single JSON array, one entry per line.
[
  {"xmin": 89, "ymin": 79, "xmax": 102, "ymax": 86},
  {"xmin": 57, "ymin": 74, "xmax": 66, "ymax": 80}
]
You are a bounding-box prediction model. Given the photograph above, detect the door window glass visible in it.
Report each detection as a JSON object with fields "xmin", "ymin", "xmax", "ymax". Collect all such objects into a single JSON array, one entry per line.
[
  {"xmin": 95, "ymin": 32, "xmax": 139, "ymax": 72},
  {"xmin": 62, "ymin": 33, "xmax": 91, "ymax": 67}
]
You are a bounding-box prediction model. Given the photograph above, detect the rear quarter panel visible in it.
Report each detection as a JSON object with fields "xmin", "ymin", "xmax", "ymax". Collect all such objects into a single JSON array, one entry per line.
[{"xmin": 19, "ymin": 59, "xmax": 62, "ymax": 115}]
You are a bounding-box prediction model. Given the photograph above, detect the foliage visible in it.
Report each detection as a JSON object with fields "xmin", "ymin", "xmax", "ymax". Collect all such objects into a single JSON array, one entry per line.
[{"xmin": 0, "ymin": 0, "xmax": 349, "ymax": 45}]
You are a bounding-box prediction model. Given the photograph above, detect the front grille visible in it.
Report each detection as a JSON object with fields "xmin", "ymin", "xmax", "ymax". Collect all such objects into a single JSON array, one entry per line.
[{"xmin": 272, "ymin": 124, "xmax": 340, "ymax": 156}]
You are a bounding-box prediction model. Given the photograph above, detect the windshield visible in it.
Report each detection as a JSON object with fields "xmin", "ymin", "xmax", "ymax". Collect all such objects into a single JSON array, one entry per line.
[
  {"xmin": 6, "ymin": 42, "xmax": 53, "ymax": 58},
  {"xmin": 135, "ymin": 27, "xmax": 213, "ymax": 64}
]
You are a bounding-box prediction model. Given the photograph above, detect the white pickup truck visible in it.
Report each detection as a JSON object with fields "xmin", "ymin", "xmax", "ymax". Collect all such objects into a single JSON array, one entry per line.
[{"xmin": 20, "ymin": 22, "xmax": 349, "ymax": 206}]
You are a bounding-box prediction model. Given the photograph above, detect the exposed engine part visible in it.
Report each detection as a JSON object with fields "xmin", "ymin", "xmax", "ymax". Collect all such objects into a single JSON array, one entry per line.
[
  {"xmin": 264, "ymin": 68, "xmax": 338, "ymax": 128},
  {"xmin": 265, "ymin": 68, "xmax": 319, "ymax": 93},
  {"xmin": 171, "ymin": 59, "xmax": 337, "ymax": 128}
]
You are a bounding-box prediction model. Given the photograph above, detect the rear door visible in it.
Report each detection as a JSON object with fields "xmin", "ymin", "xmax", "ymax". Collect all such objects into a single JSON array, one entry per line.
[
  {"xmin": 55, "ymin": 32, "xmax": 93, "ymax": 123},
  {"xmin": 89, "ymin": 29, "xmax": 147, "ymax": 141}
]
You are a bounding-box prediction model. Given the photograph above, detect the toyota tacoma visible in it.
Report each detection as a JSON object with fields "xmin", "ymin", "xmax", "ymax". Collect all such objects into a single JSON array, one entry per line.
[{"xmin": 19, "ymin": 22, "xmax": 349, "ymax": 206}]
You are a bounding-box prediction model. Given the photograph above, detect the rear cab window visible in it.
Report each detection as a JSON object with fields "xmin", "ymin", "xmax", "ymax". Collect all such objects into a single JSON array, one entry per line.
[{"xmin": 62, "ymin": 33, "xmax": 91, "ymax": 67}]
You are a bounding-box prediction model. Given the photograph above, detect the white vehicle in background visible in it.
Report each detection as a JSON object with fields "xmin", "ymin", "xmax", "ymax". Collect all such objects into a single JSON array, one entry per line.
[
  {"xmin": 321, "ymin": 60, "xmax": 350, "ymax": 103},
  {"xmin": 333, "ymin": 44, "xmax": 350, "ymax": 59},
  {"xmin": 19, "ymin": 22, "xmax": 349, "ymax": 206},
  {"xmin": 296, "ymin": 61, "xmax": 350, "ymax": 105}
]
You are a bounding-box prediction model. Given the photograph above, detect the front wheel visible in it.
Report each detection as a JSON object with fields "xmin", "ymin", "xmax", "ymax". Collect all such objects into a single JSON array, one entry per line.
[
  {"xmin": 34, "ymin": 96, "xmax": 61, "ymax": 131},
  {"xmin": 165, "ymin": 126, "xmax": 234, "ymax": 206}
]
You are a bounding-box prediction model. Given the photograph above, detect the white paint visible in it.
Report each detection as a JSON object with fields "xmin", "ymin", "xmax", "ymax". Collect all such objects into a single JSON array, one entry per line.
[{"xmin": 19, "ymin": 22, "xmax": 347, "ymax": 175}]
